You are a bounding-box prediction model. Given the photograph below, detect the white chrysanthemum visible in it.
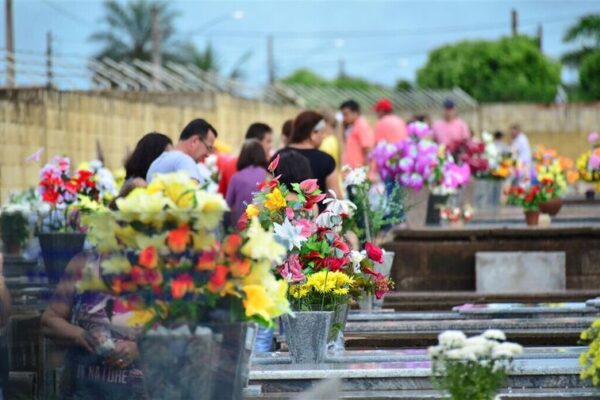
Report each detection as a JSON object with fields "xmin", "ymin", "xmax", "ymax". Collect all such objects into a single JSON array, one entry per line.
[
  {"xmin": 492, "ymin": 342, "xmax": 523, "ymax": 359},
  {"xmin": 482, "ymin": 329, "xmax": 506, "ymax": 342},
  {"xmin": 438, "ymin": 330, "xmax": 467, "ymax": 349},
  {"xmin": 343, "ymin": 166, "xmax": 368, "ymax": 187}
]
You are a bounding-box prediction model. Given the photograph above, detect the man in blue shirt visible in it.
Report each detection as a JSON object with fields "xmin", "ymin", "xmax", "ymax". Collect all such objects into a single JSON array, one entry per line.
[{"xmin": 146, "ymin": 118, "xmax": 218, "ymax": 183}]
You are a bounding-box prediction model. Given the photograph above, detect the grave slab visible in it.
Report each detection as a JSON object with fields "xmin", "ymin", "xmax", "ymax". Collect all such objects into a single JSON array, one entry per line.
[
  {"xmin": 476, "ymin": 252, "xmax": 566, "ymax": 293},
  {"xmin": 452, "ymin": 302, "xmax": 598, "ymax": 319}
]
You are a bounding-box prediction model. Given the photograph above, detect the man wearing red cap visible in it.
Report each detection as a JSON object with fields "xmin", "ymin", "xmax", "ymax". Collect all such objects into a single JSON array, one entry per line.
[{"xmin": 373, "ymin": 98, "xmax": 407, "ymax": 144}]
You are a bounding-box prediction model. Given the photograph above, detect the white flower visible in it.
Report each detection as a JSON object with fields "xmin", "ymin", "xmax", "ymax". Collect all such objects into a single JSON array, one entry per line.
[
  {"xmin": 343, "ymin": 166, "xmax": 368, "ymax": 187},
  {"xmin": 322, "ymin": 190, "xmax": 357, "ymax": 216},
  {"xmin": 492, "ymin": 342, "xmax": 523, "ymax": 359},
  {"xmin": 438, "ymin": 330, "xmax": 467, "ymax": 349},
  {"xmin": 349, "ymin": 250, "xmax": 366, "ymax": 273},
  {"xmin": 37, "ymin": 202, "xmax": 52, "ymax": 217},
  {"xmin": 481, "ymin": 131, "xmax": 493, "ymax": 144},
  {"xmin": 1, "ymin": 203, "xmax": 31, "ymax": 217},
  {"xmin": 273, "ymin": 218, "xmax": 307, "ymax": 251},
  {"xmin": 482, "ymin": 329, "xmax": 506, "ymax": 342},
  {"xmin": 89, "ymin": 159, "xmax": 103, "ymax": 172}
]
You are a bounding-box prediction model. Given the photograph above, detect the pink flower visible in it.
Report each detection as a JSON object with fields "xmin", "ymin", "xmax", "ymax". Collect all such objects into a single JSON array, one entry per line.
[
  {"xmin": 365, "ymin": 242, "xmax": 384, "ymax": 264},
  {"xmin": 285, "ymin": 207, "xmax": 295, "ymax": 220},
  {"xmin": 590, "ymin": 154, "xmax": 600, "ymax": 170},
  {"xmin": 268, "ymin": 154, "xmax": 280, "ymax": 173},
  {"xmin": 296, "ymin": 218, "xmax": 316, "ymax": 238},
  {"xmin": 278, "ymin": 254, "xmax": 305, "ymax": 282},
  {"xmin": 299, "ymin": 179, "xmax": 319, "ymax": 194},
  {"xmin": 588, "ymin": 132, "xmax": 599, "ymax": 145}
]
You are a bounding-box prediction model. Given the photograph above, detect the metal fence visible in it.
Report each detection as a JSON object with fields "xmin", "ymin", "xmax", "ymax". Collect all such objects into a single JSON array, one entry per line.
[{"xmin": 0, "ymin": 48, "xmax": 477, "ymax": 111}]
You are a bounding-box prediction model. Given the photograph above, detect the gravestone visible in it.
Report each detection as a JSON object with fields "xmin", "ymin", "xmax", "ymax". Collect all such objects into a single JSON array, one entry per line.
[{"xmin": 476, "ymin": 252, "xmax": 565, "ymax": 293}]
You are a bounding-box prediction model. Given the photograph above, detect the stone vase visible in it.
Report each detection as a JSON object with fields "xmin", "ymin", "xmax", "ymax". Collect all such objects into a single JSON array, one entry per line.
[
  {"xmin": 472, "ymin": 178, "xmax": 502, "ymax": 210},
  {"xmin": 283, "ymin": 311, "xmax": 332, "ymax": 364},
  {"xmin": 38, "ymin": 232, "xmax": 86, "ymax": 284},
  {"xmin": 138, "ymin": 323, "xmax": 256, "ymax": 400},
  {"xmin": 357, "ymin": 290, "xmax": 373, "ymax": 311},
  {"xmin": 426, "ymin": 194, "xmax": 449, "ymax": 226},
  {"xmin": 328, "ymin": 304, "xmax": 349, "ymax": 352},
  {"xmin": 373, "ymin": 251, "xmax": 395, "ymax": 309}
]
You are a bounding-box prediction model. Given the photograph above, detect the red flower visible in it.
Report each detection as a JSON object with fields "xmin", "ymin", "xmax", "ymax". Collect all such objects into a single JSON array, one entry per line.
[
  {"xmin": 207, "ymin": 265, "xmax": 229, "ymax": 293},
  {"xmin": 197, "ymin": 250, "xmax": 217, "ymax": 271},
  {"xmin": 223, "ymin": 234, "xmax": 243, "ymax": 256},
  {"xmin": 167, "ymin": 225, "xmax": 190, "ymax": 253},
  {"xmin": 144, "ymin": 269, "xmax": 163, "ymax": 287},
  {"xmin": 229, "ymin": 258, "xmax": 251, "ymax": 278},
  {"xmin": 299, "ymin": 179, "xmax": 318, "ymax": 194},
  {"xmin": 365, "ymin": 242, "xmax": 384, "ymax": 264},
  {"xmin": 304, "ymin": 193, "xmax": 326, "ymax": 210},
  {"xmin": 236, "ymin": 212, "xmax": 248, "ymax": 231},
  {"xmin": 139, "ymin": 246, "xmax": 158, "ymax": 269},
  {"xmin": 42, "ymin": 189, "xmax": 60, "ymax": 204},
  {"xmin": 171, "ymin": 273, "xmax": 194, "ymax": 299},
  {"xmin": 131, "ymin": 266, "xmax": 146, "ymax": 285}
]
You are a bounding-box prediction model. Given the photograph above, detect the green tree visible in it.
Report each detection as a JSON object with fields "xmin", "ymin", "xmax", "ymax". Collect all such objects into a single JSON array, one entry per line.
[
  {"xmin": 417, "ymin": 36, "xmax": 561, "ymax": 103},
  {"xmin": 181, "ymin": 42, "xmax": 219, "ymax": 72},
  {"xmin": 333, "ymin": 75, "xmax": 382, "ymax": 90},
  {"xmin": 395, "ymin": 79, "xmax": 413, "ymax": 92},
  {"xmin": 90, "ymin": 0, "xmax": 186, "ymax": 63},
  {"xmin": 562, "ymin": 14, "xmax": 600, "ymax": 68},
  {"xmin": 281, "ymin": 68, "xmax": 331, "ymax": 86},
  {"xmin": 579, "ymin": 50, "xmax": 600, "ymax": 100}
]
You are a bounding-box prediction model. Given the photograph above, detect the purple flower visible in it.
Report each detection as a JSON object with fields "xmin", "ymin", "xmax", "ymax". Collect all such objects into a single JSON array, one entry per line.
[
  {"xmin": 588, "ymin": 132, "xmax": 599, "ymax": 145},
  {"xmin": 590, "ymin": 154, "xmax": 600, "ymax": 170}
]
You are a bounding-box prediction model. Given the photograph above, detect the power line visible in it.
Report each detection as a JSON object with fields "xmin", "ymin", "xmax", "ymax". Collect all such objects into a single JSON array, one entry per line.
[{"xmin": 41, "ymin": 0, "xmax": 91, "ymax": 28}]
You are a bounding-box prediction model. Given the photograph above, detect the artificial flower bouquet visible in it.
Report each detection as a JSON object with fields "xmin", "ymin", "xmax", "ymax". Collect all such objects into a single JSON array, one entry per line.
[
  {"xmin": 38, "ymin": 156, "xmax": 101, "ymax": 232},
  {"xmin": 506, "ymin": 184, "xmax": 543, "ymax": 212},
  {"xmin": 577, "ymin": 132, "xmax": 600, "ymax": 183},
  {"xmin": 80, "ymin": 172, "xmax": 291, "ymax": 329},
  {"xmin": 579, "ymin": 319, "xmax": 600, "ymax": 386},
  {"xmin": 429, "ymin": 330, "xmax": 523, "ymax": 400},
  {"xmin": 534, "ymin": 146, "xmax": 578, "ymax": 195},
  {"xmin": 372, "ymin": 122, "xmax": 470, "ymax": 196},
  {"xmin": 77, "ymin": 159, "xmax": 120, "ymax": 204},
  {"xmin": 439, "ymin": 205, "xmax": 474, "ymax": 224},
  {"xmin": 342, "ymin": 165, "xmax": 405, "ymax": 244}
]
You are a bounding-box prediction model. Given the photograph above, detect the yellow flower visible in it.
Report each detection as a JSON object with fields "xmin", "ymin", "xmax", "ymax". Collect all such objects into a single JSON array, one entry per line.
[
  {"xmin": 101, "ymin": 254, "xmax": 132, "ymax": 274},
  {"xmin": 116, "ymin": 188, "xmax": 169, "ymax": 225},
  {"xmin": 246, "ymin": 204, "xmax": 260, "ymax": 218},
  {"xmin": 191, "ymin": 230, "xmax": 217, "ymax": 251},
  {"xmin": 83, "ymin": 213, "xmax": 119, "ymax": 252},
  {"xmin": 241, "ymin": 218, "xmax": 285, "ymax": 263},
  {"xmin": 193, "ymin": 191, "xmax": 229, "ymax": 230},
  {"xmin": 147, "ymin": 172, "xmax": 199, "ymax": 207},
  {"xmin": 135, "ymin": 232, "xmax": 168, "ymax": 252},
  {"xmin": 243, "ymin": 284, "xmax": 274, "ymax": 322},
  {"xmin": 264, "ymin": 188, "xmax": 287, "ymax": 211},
  {"xmin": 127, "ymin": 309, "xmax": 156, "ymax": 327}
]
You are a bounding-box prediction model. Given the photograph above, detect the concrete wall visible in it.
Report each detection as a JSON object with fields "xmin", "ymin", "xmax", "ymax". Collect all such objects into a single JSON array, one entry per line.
[
  {"xmin": 0, "ymin": 89, "xmax": 299, "ymax": 202},
  {"xmin": 1, "ymin": 88, "xmax": 599, "ymax": 202}
]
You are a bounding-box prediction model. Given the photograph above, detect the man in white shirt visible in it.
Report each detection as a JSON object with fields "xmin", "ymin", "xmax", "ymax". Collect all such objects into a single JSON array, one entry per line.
[
  {"xmin": 510, "ymin": 124, "xmax": 533, "ymax": 180},
  {"xmin": 146, "ymin": 118, "xmax": 217, "ymax": 183}
]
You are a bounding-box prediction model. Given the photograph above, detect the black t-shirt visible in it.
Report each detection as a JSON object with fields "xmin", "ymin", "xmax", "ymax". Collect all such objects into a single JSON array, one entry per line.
[{"xmin": 273, "ymin": 147, "xmax": 336, "ymax": 207}]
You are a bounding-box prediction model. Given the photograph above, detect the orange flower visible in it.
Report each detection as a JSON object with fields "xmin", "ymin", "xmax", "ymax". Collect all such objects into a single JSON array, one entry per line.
[
  {"xmin": 223, "ymin": 234, "xmax": 243, "ymax": 256},
  {"xmin": 171, "ymin": 274, "xmax": 194, "ymax": 299},
  {"xmin": 167, "ymin": 225, "xmax": 190, "ymax": 253},
  {"xmin": 139, "ymin": 246, "xmax": 158, "ymax": 269},
  {"xmin": 197, "ymin": 250, "xmax": 217, "ymax": 271},
  {"xmin": 207, "ymin": 265, "xmax": 229, "ymax": 293},
  {"xmin": 112, "ymin": 277, "xmax": 136, "ymax": 295},
  {"xmin": 229, "ymin": 258, "xmax": 251, "ymax": 278}
]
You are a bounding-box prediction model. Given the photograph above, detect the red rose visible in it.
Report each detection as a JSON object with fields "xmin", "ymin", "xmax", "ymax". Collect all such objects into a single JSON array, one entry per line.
[{"xmin": 365, "ymin": 242, "xmax": 384, "ymax": 264}]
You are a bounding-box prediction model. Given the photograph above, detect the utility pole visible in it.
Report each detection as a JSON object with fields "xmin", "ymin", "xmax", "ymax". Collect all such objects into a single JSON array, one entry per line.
[
  {"xmin": 267, "ymin": 35, "xmax": 275, "ymax": 85},
  {"xmin": 5, "ymin": 0, "xmax": 15, "ymax": 87},
  {"xmin": 537, "ymin": 24, "xmax": 543, "ymax": 51},
  {"xmin": 511, "ymin": 9, "xmax": 518, "ymax": 37},
  {"xmin": 151, "ymin": 5, "xmax": 161, "ymax": 90},
  {"xmin": 46, "ymin": 31, "xmax": 53, "ymax": 89},
  {"xmin": 338, "ymin": 58, "xmax": 346, "ymax": 79}
]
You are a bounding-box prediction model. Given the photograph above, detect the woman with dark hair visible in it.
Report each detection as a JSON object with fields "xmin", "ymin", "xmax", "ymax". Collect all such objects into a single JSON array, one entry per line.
[
  {"xmin": 280, "ymin": 119, "xmax": 293, "ymax": 147},
  {"xmin": 116, "ymin": 133, "xmax": 173, "ymax": 201},
  {"xmin": 273, "ymin": 111, "xmax": 342, "ymax": 210},
  {"xmin": 226, "ymin": 139, "xmax": 269, "ymax": 227}
]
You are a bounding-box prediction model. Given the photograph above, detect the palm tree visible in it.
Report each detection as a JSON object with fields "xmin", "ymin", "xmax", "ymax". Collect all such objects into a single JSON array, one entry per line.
[
  {"xmin": 562, "ymin": 14, "xmax": 600, "ymax": 68},
  {"xmin": 90, "ymin": 0, "xmax": 186, "ymax": 63}
]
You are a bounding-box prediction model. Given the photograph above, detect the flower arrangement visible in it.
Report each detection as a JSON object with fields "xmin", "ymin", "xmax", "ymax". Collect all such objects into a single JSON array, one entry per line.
[
  {"xmin": 429, "ymin": 329, "xmax": 523, "ymax": 400},
  {"xmin": 38, "ymin": 156, "xmax": 100, "ymax": 231},
  {"xmin": 577, "ymin": 133, "xmax": 600, "ymax": 183},
  {"xmin": 506, "ymin": 184, "xmax": 543, "ymax": 211},
  {"xmin": 243, "ymin": 157, "xmax": 393, "ymax": 310},
  {"xmin": 534, "ymin": 146, "xmax": 578, "ymax": 194},
  {"xmin": 80, "ymin": 172, "xmax": 291, "ymax": 329},
  {"xmin": 372, "ymin": 122, "xmax": 470, "ymax": 194},
  {"xmin": 0, "ymin": 203, "xmax": 31, "ymax": 252},
  {"xmin": 579, "ymin": 319, "xmax": 600, "ymax": 386},
  {"xmin": 440, "ymin": 205, "xmax": 474, "ymax": 224},
  {"xmin": 342, "ymin": 165, "xmax": 405, "ymax": 244},
  {"xmin": 77, "ymin": 159, "xmax": 119, "ymax": 204}
]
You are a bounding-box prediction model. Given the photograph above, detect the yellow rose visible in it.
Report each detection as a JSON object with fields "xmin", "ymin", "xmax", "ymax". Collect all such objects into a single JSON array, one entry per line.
[
  {"xmin": 264, "ymin": 188, "xmax": 287, "ymax": 211},
  {"xmin": 246, "ymin": 204, "xmax": 260, "ymax": 218}
]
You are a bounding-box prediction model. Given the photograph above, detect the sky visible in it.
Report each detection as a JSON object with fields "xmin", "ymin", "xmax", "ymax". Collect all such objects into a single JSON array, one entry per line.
[{"xmin": 2, "ymin": 0, "xmax": 600, "ymax": 88}]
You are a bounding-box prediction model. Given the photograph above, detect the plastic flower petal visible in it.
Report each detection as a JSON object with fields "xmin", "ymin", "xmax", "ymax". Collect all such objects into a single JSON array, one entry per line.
[
  {"xmin": 241, "ymin": 218, "xmax": 285, "ymax": 263},
  {"xmin": 273, "ymin": 218, "xmax": 307, "ymax": 251},
  {"xmin": 264, "ymin": 188, "xmax": 287, "ymax": 211}
]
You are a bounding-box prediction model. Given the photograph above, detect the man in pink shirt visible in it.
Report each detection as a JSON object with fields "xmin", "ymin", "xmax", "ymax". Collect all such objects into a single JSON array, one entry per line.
[
  {"xmin": 432, "ymin": 99, "xmax": 471, "ymax": 151},
  {"xmin": 340, "ymin": 99, "xmax": 374, "ymax": 168},
  {"xmin": 373, "ymin": 98, "xmax": 407, "ymax": 144}
]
